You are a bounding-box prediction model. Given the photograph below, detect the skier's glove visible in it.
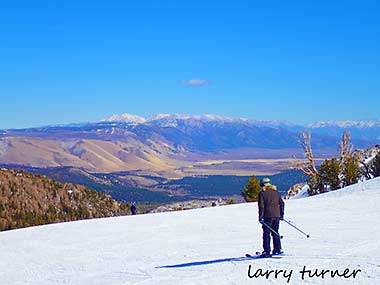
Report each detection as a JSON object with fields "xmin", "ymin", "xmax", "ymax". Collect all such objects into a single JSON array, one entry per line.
[
  {"xmin": 259, "ymin": 218, "xmax": 264, "ymax": 224},
  {"xmin": 280, "ymin": 217, "xmax": 284, "ymax": 221}
]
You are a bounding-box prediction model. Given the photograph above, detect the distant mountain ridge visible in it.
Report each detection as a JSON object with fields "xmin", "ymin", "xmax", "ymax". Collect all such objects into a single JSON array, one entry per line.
[
  {"xmin": 0, "ymin": 113, "xmax": 379, "ymax": 177},
  {"xmin": 307, "ymin": 120, "xmax": 380, "ymax": 128},
  {"xmin": 98, "ymin": 113, "xmax": 380, "ymax": 141},
  {"xmin": 101, "ymin": 113, "xmax": 380, "ymax": 128},
  {"xmin": 101, "ymin": 113, "xmax": 251, "ymax": 124},
  {"xmin": 99, "ymin": 113, "xmax": 380, "ymax": 144}
]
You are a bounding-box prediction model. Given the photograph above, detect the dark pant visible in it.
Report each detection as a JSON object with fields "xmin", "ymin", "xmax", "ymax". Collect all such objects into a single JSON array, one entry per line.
[{"xmin": 262, "ymin": 217, "xmax": 281, "ymax": 253}]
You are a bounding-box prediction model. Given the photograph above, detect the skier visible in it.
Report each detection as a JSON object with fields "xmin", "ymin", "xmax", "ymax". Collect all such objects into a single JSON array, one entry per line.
[
  {"xmin": 258, "ymin": 178, "xmax": 285, "ymax": 256},
  {"xmin": 130, "ymin": 202, "xmax": 137, "ymax": 215}
]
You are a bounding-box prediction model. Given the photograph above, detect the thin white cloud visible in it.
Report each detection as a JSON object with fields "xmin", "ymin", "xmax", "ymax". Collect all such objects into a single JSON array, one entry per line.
[{"xmin": 182, "ymin": 78, "xmax": 210, "ymax": 86}]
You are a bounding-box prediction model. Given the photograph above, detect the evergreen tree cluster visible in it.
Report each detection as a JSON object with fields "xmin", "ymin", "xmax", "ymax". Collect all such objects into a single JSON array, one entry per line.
[
  {"xmin": 308, "ymin": 150, "xmax": 380, "ymax": 196},
  {"xmin": 309, "ymin": 156, "xmax": 361, "ymax": 195}
]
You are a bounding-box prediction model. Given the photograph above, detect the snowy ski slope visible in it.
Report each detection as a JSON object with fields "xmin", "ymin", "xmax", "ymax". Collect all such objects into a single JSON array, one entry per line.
[{"xmin": 1, "ymin": 178, "xmax": 380, "ymax": 284}]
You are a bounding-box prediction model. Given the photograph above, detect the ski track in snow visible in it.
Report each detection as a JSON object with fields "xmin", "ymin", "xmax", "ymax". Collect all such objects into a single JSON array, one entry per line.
[{"xmin": 1, "ymin": 178, "xmax": 380, "ymax": 284}]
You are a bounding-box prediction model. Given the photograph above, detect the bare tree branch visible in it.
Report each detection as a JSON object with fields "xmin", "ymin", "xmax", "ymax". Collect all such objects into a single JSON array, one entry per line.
[
  {"xmin": 291, "ymin": 131, "xmax": 319, "ymax": 177},
  {"xmin": 338, "ymin": 131, "xmax": 354, "ymax": 168}
]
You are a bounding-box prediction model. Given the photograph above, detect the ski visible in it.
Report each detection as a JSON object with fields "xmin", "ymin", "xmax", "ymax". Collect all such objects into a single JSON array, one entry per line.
[
  {"xmin": 245, "ymin": 252, "xmax": 283, "ymax": 259},
  {"xmin": 245, "ymin": 253, "xmax": 271, "ymax": 259}
]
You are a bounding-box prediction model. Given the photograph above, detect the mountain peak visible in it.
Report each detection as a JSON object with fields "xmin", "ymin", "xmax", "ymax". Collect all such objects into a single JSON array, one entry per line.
[{"xmin": 99, "ymin": 113, "xmax": 147, "ymax": 124}]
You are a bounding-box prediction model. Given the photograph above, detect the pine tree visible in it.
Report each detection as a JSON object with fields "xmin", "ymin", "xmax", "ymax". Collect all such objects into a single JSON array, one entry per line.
[
  {"xmin": 319, "ymin": 158, "xmax": 340, "ymax": 191},
  {"xmin": 308, "ymin": 174, "xmax": 323, "ymax": 195},
  {"xmin": 242, "ymin": 175, "xmax": 261, "ymax": 202},
  {"xmin": 343, "ymin": 157, "xmax": 360, "ymax": 186},
  {"xmin": 370, "ymin": 153, "xmax": 380, "ymax": 178}
]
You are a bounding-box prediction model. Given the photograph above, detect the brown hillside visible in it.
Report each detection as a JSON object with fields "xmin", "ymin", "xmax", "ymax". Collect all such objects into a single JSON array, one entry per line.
[
  {"xmin": 0, "ymin": 168, "xmax": 130, "ymax": 231},
  {"xmin": 0, "ymin": 137, "xmax": 307, "ymax": 177}
]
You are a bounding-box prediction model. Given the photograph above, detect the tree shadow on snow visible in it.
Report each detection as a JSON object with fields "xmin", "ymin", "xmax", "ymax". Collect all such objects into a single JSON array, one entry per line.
[{"xmin": 156, "ymin": 256, "xmax": 253, "ymax": 269}]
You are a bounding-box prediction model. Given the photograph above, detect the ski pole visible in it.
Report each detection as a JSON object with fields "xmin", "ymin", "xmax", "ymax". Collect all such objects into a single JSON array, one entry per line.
[
  {"xmin": 283, "ymin": 219, "xmax": 310, "ymax": 238},
  {"xmin": 261, "ymin": 221, "xmax": 283, "ymax": 239}
]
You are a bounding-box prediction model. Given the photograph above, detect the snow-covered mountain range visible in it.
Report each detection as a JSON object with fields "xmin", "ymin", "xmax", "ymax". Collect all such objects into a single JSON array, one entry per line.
[
  {"xmin": 1, "ymin": 177, "xmax": 379, "ymax": 284},
  {"xmin": 99, "ymin": 113, "xmax": 380, "ymax": 140},
  {"xmin": 101, "ymin": 113, "xmax": 380, "ymax": 129},
  {"xmin": 100, "ymin": 113, "xmax": 253, "ymax": 128},
  {"xmin": 98, "ymin": 113, "xmax": 380, "ymax": 144},
  {"xmin": 0, "ymin": 113, "xmax": 379, "ymax": 177}
]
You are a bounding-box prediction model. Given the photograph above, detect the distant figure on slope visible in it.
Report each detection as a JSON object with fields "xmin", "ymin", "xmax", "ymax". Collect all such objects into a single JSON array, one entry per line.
[
  {"xmin": 130, "ymin": 203, "xmax": 137, "ymax": 215},
  {"xmin": 258, "ymin": 178, "xmax": 285, "ymax": 256}
]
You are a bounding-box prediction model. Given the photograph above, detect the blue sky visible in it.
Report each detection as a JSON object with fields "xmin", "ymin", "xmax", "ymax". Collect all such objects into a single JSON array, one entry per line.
[{"xmin": 0, "ymin": 0, "xmax": 379, "ymax": 129}]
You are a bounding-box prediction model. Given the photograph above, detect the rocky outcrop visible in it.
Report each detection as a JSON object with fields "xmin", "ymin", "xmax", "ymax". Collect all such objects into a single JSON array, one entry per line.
[
  {"xmin": 284, "ymin": 183, "xmax": 309, "ymax": 199},
  {"xmin": 150, "ymin": 198, "xmax": 232, "ymax": 213}
]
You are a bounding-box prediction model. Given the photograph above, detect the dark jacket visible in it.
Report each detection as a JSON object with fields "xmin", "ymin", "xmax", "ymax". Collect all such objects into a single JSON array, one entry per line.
[
  {"xmin": 258, "ymin": 185, "xmax": 285, "ymax": 220},
  {"xmin": 131, "ymin": 204, "xmax": 137, "ymax": 215}
]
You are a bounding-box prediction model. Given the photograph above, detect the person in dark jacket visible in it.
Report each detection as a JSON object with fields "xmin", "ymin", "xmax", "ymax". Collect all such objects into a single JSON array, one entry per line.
[
  {"xmin": 258, "ymin": 177, "xmax": 285, "ymax": 256},
  {"xmin": 130, "ymin": 203, "xmax": 137, "ymax": 215}
]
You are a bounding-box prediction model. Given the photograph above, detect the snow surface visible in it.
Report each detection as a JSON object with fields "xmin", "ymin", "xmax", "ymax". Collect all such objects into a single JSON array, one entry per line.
[{"xmin": 1, "ymin": 178, "xmax": 380, "ymax": 284}]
